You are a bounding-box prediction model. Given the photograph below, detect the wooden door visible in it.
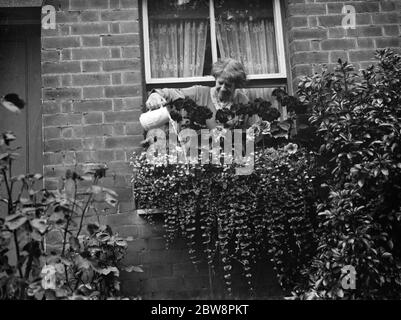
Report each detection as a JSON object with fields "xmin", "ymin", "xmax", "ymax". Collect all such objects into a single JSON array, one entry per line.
[{"xmin": 0, "ymin": 23, "xmax": 42, "ymax": 177}]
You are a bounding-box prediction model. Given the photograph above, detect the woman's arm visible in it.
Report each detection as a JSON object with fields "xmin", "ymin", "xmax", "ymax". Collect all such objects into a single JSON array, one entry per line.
[{"xmin": 146, "ymin": 86, "xmax": 199, "ymax": 110}]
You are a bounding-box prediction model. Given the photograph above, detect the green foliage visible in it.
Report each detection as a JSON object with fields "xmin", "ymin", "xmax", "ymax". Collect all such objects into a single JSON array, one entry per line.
[
  {"xmin": 0, "ymin": 134, "xmax": 141, "ymax": 300},
  {"xmin": 294, "ymin": 49, "xmax": 401, "ymax": 299}
]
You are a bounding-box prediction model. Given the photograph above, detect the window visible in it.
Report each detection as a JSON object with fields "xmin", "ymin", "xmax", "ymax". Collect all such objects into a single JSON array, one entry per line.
[{"xmin": 142, "ymin": 0, "xmax": 287, "ymax": 84}]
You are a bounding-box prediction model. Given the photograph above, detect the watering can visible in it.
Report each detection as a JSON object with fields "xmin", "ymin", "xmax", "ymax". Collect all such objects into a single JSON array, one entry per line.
[{"xmin": 139, "ymin": 106, "xmax": 171, "ymax": 131}]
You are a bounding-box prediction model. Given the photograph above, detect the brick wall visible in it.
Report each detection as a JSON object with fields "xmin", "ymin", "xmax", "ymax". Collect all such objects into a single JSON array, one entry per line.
[
  {"xmin": 286, "ymin": 0, "xmax": 401, "ymax": 89},
  {"xmin": 39, "ymin": 0, "xmax": 242, "ymax": 300},
  {"xmin": 36, "ymin": 0, "xmax": 400, "ymax": 299}
]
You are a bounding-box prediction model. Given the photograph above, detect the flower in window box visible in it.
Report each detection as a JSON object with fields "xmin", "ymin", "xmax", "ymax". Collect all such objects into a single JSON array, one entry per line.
[
  {"xmin": 260, "ymin": 121, "xmax": 271, "ymax": 135},
  {"xmin": 284, "ymin": 143, "xmax": 298, "ymax": 155},
  {"xmin": 216, "ymin": 108, "xmax": 235, "ymax": 126}
]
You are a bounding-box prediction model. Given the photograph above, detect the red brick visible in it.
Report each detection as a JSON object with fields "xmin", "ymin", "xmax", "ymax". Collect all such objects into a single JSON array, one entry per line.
[
  {"xmin": 291, "ymin": 28, "xmax": 327, "ymax": 40},
  {"xmin": 83, "ymin": 112, "xmax": 103, "ymax": 124},
  {"xmin": 82, "ymin": 137, "xmax": 105, "ymax": 150},
  {"xmin": 94, "ymin": 150, "xmax": 115, "ymax": 162},
  {"xmin": 101, "ymin": 10, "xmax": 138, "ymax": 21},
  {"xmin": 42, "ymin": 61, "xmax": 81, "ymax": 74},
  {"xmin": 101, "ymin": 34, "xmax": 140, "ymax": 46},
  {"xmin": 321, "ymin": 39, "xmax": 356, "ymax": 50},
  {"xmin": 120, "ymin": 21, "xmax": 139, "ymax": 33},
  {"xmin": 103, "ymin": 59, "xmax": 140, "ymax": 72},
  {"xmin": 110, "ymin": 22, "xmax": 120, "ymax": 33},
  {"xmin": 383, "ymin": 25, "xmax": 400, "ymax": 37},
  {"xmin": 375, "ymin": 37, "xmax": 400, "ymax": 48},
  {"xmin": 328, "ymin": 27, "xmax": 346, "ymax": 38},
  {"xmin": 42, "ymin": 101, "xmax": 61, "ymax": 114},
  {"xmin": 122, "ymin": 97, "xmax": 143, "ymax": 110},
  {"xmin": 121, "ymin": 46, "xmax": 141, "ymax": 58},
  {"xmin": 55, "ymin": 11, "xmax": 80, "ymax": 23},
  {"xmin": 43, "ymin": 88, "xmax": 82, "ymax": 100},
  {"xmin": 349, "ymin": 50, "xmax": 377, "ymax": 62},
  {"xmin": 61, "ymin": 75, "xmax": 72, "ymax": 87},
  {"xmin": 81, "ymin": 36, "xmax": 101, "ymax": 47},
  {"xmin": 42, "ymin": 50, "xmax": 60, "ymax": 62},
  {"xmin": 61, "ymin": 102, "xmax": 73, "ymax": 113},
  {"xmin": 112, "ymin": 124, "xmax": 125, "ymax": 136},
  {"xmin": 327, "ymin": 2, "xmax": 379, "ymax": 14},
  {"xmin": 380, "ymin": 0, "xmax": 399, "ymax": 11},
  {"xmin": 43, "ymin": 113, "xmax": 82, "ymax": 126},
  {"xmin": 289, "ymin": 3, "xmax": 326, "ymax": 16},
  {"xmin": 372, "ymin": 12, "xmax": 399, "ymax": 24},
  {"xmin": 288, "ymin": 16, "xmax": 308, "ymax": 28},
  {"xmin": 83, "ymin": 87, "xmax": 105, "ymax": 99},
  {"xmin": 80, "ymin": 11, "xmax": 100, "ymax": 22},
  {"xmin": 72, "ymin": 48, "xmax": 111, "ymax": 60},
  {"xmin": 121, "ymin": 0, "xmax": 138, "ymax": 8},
  {"xmin": 42, "ymin": 75, "xmax": 60, "ymax": 88},
  {"xmin": 60, "ymin": 49, "xmax": 71, "ymax": 61},
  {"xmin": 42, "ymin": 36, "xmax": 80, "ymax": 49},
  {"xmin": 329, "ymin": 51, "xmax": 349, "ymax": 63},
  {"xmin": 73, "ymin": 100, "xmax": 112, "ymax": 112},
  {"xmin": 82, "ymin": 61, "xmax": 101, "ymax": 72},
  {"xmin": 317, "ymin": 15, "xmax": 342, "ymax": 27},
  {"xmin": 73, "ymin": 126, "xmax": 84, "ymax": 138},
  {"xmin": 61, "ymin": 127, "xmax": 73, "ymax": 138},
  {"xmin": 104, "ymin": 85, "xmax": 141, "ymax": 98},
  {"xmin": 83, "ymin": 124, "xmax": 113, "ymax": 137},
  {"xmin": 72, "ymin": 74, "xmax": 111, "ymax": 86},
  {"xmin": 105, "ymin": 136, "xmax": 143, "ymax": 149},
  {"xmin": 356, "ymin": 13, "xmax": 373, "ymax": 25},
  {"xmin": 111, "ymin": 48, "xmax": 121, "ymax": 59},
  {"xmin": 44, "ymin": 139, "xmax": 82, "ymax": 152},
  {"xmin": 43, "ymin": 152, "xmax": 63, "ymax": 165},
  {"xmin": 308, "ymin": 16, "xmax": 318, "ymax": 28},
  {"xmin": 347, "ymin": 26, "xmax": 382, "ymax": 37},
  {"xmin": 44, "ymin": 127, "xmax": 61, "ymax": 140},
  {"xmin": 71, "ymin": 23, "xmax": 109, "ymax": 35},
  {"xmin": 357, "ymin": 38, "xmax": 375, "ymax": 49},
  {"xmin": 125, "ymin": 122, "xmax": 143, "ymax": 136},
  {"xmin": 293, "ymin": 51, "xmax": 329, "ymax": 64},
  {"xmin": 122, "ymin": 71, "xmax": 142, "ymax": 84},
  {"xmin": 70, "ymin": 0, "xmax": 109, "ymax": 10},
  {"xmin": 104, "ymin": 110, "xmax": 142, "ymax": 123}
]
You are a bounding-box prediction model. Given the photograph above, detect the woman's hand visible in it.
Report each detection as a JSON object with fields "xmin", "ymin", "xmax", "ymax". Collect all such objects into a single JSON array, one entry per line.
[{"xmin": 146, "ymin": 93, "xmax": 167, "ymax": 110}]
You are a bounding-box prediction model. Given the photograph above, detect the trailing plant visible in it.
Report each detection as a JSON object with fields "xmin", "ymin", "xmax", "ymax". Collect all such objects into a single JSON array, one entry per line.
[
  {"xmin": 131, "ymin": 143, "xmax": 318, "ymax": 297},
  {"xmin": 0, "ymin": 130, "xmax": 141, "ymax": 300}
]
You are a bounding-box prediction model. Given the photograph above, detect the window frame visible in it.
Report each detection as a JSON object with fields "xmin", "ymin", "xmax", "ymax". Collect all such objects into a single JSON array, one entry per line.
[{"xmin": 142, "ymin": 0, "xmax": 287, "ymax": 84}]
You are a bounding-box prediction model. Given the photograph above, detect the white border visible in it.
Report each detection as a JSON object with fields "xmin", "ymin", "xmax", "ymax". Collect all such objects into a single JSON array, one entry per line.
[{"xmin": 142, "ymin": 0, "xmax": 287, "ymax": 84}]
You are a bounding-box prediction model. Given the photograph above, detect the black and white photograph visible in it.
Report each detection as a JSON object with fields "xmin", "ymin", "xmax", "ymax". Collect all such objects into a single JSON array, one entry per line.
[{"xmin": 0, "ymin": 0, "xmax": 401, "ymax": 310}]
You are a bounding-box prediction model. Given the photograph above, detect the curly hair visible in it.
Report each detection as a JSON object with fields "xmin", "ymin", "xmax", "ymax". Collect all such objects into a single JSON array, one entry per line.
[{"xmin": 211, "ymin": 58, "xmax": 247, "ymax": 88}]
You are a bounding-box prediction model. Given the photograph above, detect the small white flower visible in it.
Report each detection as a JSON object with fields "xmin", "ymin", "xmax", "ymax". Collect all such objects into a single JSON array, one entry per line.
[{"xmin": 41, "ymin": 265, "xmax": 57, "ymax": 290}]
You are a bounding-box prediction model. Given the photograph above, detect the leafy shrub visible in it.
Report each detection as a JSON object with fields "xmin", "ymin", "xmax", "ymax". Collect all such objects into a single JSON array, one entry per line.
[
  {"xmin": 0, "ymin": 131, "xmax": 141, "ymax": 300},
  {"xmin": 294, "ymin": 49, "xmax": 401, "ymax": 299}
]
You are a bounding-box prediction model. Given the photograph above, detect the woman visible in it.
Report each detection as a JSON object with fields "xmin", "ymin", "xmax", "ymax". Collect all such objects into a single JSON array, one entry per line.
[{"xmin": 145, "ymin": 58, "xmax": 249, "ymax": 130}]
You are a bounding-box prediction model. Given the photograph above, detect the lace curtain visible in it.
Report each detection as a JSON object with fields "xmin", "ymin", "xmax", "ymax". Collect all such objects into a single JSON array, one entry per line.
[
  {"xmin": 149, "ymin": 20, "xmax": 208, "ymax": 78},
  {"xmin": 216, "ymin": 19, "xmax": 279, "ymax": 74}
]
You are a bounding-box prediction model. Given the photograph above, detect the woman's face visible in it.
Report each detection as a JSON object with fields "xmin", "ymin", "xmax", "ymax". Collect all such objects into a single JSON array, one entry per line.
[{"xmin": 215, "ymin": 77, "xmax": 235, "ymax": 102}]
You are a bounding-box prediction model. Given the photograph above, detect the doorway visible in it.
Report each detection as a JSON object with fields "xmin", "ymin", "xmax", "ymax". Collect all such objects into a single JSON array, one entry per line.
[{"xmin": 0, "ymin": 7, "xmax": 42, "ymax": 177}]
